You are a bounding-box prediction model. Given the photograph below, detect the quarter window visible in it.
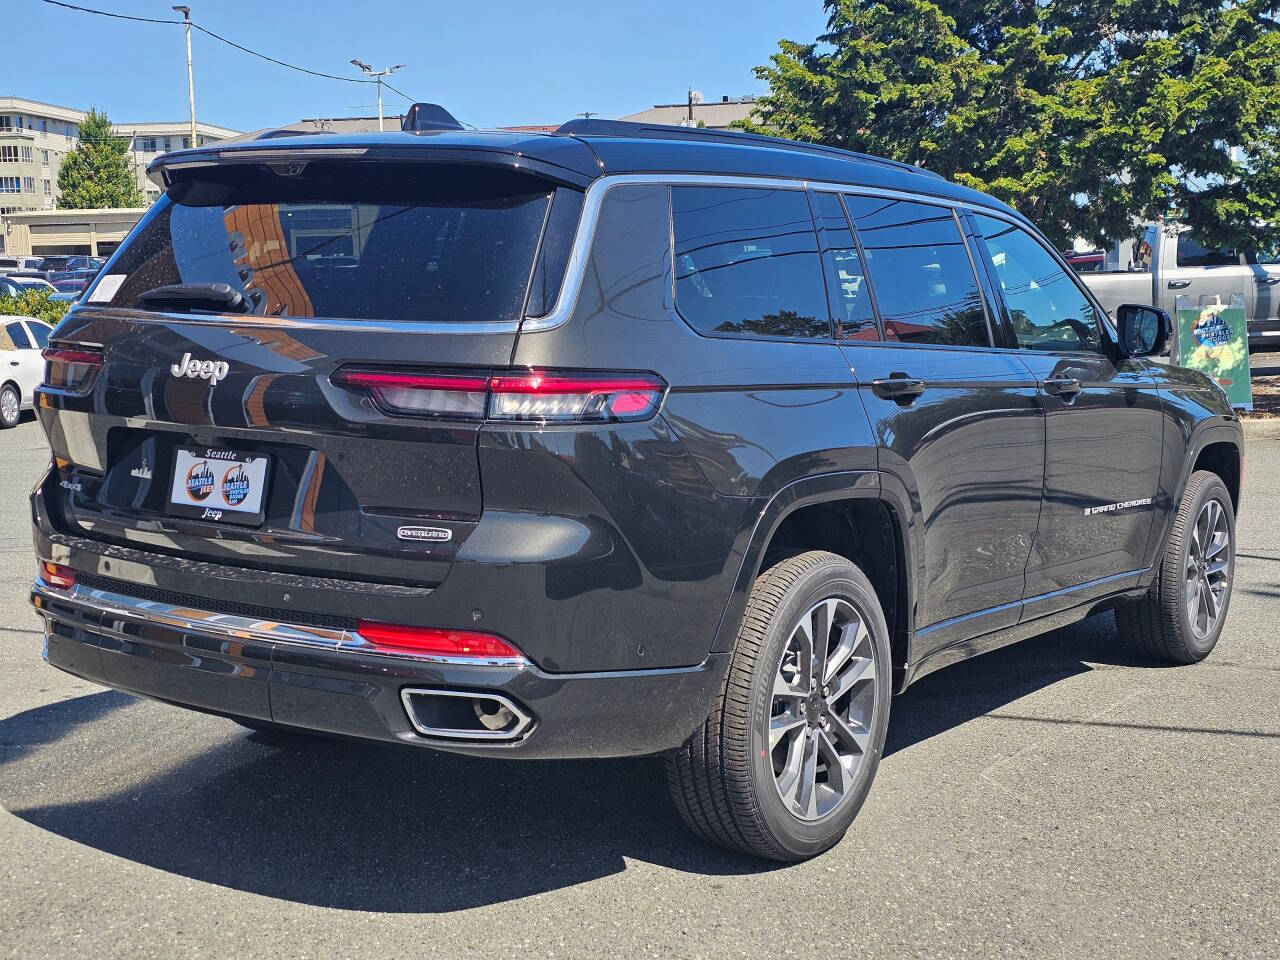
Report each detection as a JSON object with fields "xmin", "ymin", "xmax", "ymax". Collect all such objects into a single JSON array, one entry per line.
[
  {"xmin": 671, "ymin": 186, "xmax": 830, "ymax": 338},
  {"xmin": 973, "ymin": 214, "xmax": 1101, "ymax": 352},
  {"xmin": 25, "ymin": 322, "xmax": 51, "ymax": 349},
  {"xmin": 844, "ymin": 195, "xmax": 989, "ymax": 347}
]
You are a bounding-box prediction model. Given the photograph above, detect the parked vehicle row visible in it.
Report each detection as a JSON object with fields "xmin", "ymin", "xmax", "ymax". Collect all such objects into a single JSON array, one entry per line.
[{"xmin": 27, "ymin": 113, "xmax": 1242, "ymax": 861}]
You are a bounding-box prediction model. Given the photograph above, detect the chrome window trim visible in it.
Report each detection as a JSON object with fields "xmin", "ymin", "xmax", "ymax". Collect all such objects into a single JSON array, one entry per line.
[
  {"xmin": 31, "ymin": 576, "xmax": 529, "ymax": 668},
  {"xmin": 520, "ymin": 172, "xmax": 1021, "ymax": 334}
]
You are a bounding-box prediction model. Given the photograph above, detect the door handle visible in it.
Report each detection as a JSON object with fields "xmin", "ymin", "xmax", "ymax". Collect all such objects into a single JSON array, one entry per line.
[
  {"xmin": 871, "ymin": 375, "xmax": 927, "ymax": 402},
  {"xmin": 1257, "ymin": 276, "xmax": 1280, "ymax": 286},
  {"xmin": 1044, "ymin": 375, "xmax": 1083, "ymax": 399},
  {"xmin": 1167, "ymin": 279, "xmax": 1192, "ymax": 289},
  {"xmin": 8, "ymin": 360, "xmax": 18, "ymax": 367}
]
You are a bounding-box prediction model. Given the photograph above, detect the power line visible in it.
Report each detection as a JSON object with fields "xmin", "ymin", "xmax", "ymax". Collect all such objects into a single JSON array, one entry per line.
[{"xmin": 40, "ymin": 0, "xmax": 417, "ymax": 93}]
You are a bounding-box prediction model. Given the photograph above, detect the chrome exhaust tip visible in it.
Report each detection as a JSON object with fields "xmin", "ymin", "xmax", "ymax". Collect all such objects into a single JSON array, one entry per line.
[{"xmin": 400, "ymin": 688, "xmax": 534, "ymax": 742}]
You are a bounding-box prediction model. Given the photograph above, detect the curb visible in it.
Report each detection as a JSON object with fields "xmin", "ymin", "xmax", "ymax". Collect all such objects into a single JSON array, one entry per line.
[{"xmin": 1242, "ymin": 417, "xmax": 1280, "ymax": 439}]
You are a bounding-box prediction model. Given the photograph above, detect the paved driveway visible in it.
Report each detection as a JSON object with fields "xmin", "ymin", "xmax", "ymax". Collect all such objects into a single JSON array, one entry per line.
[{"xmin": 1, "ymin": 417, "xmax": 1276, "ymax": 959}]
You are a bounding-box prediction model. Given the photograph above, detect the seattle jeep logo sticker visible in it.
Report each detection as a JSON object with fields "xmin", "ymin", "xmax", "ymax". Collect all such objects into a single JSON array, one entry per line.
[
  {"xmin": 185, "ymin": 461, "xmax": 216, "ymax": 501},
  {"xmin": 170, "ymin": 352, "xmax": 230, "ymax": 387},
  {"xmin": 397, "ymin": 525, "xmax": 453, "ymax": 543}
]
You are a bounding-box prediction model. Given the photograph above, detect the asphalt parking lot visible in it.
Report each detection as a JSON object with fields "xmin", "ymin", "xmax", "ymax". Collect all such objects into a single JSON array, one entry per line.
[{"xmin": 1, "ymin": 414, "xmax": 1276, "ymax": 960}]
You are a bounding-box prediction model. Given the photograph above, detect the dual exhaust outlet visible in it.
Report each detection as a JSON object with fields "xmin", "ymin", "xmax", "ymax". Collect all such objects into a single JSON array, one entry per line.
[{"xmin": 400, "ymin": 688, "xmax": 534, "ymax": 742}]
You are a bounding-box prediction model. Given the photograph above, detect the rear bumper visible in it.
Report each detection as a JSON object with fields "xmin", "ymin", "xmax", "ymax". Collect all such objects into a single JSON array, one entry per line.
[{"xmin": 30, "ymin": 575, "xmax": 727, "ymax": 759}]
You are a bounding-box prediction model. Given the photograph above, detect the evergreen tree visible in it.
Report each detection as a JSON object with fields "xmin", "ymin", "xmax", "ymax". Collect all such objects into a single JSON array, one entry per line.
[{"xmin": 56, "ymin": 108, "xmax": 144, "ymax": 209}]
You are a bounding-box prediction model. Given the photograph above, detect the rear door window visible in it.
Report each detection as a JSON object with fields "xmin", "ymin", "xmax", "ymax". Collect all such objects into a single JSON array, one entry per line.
[
  {"xmin": 89, "ymin": 164, "xmax": 554, "ymax": 325},
  {"xmin": 1176, "ymin": 233, "xmax": 1239, "ymax": 267},
  {"xmin": 24, "ymin": 321, "xmax": 51, "ymax": 349},
  {"xmin": 671, "ymin": 186, "xmax": 830, "ymax": 338},
  {"xmin": 844, "ymin": 195, "xmax": 990, "ymax": 347},
  {"xmin": 5, "ymin": 321, "xmax": 31, "ymax": 350}
]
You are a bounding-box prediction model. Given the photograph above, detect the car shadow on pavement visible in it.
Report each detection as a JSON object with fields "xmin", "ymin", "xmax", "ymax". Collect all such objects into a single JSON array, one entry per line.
[{"xmin": 0, "ymin": 612, "xmax": 1149, "ymax": 912}]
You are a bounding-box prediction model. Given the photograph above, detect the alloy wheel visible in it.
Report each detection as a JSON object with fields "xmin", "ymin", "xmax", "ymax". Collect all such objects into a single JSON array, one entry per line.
[
  {"xmin": 0, "ymin": 388, "xmax": 18, "ymax": 426},
  {"xmin": 1185, "ymin": 497, "xmax": 1231, "ymax": 640},
  {"xmin": 768, "ymin": 597, "xmax": 877, "ymax": 821}
]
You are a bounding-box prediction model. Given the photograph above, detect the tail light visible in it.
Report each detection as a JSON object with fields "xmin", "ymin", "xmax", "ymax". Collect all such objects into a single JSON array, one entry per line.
[
  {"xmin": 356, "ymin": 620, "xmax": 524, "ymax": 660},
  {"xmin": 38, "ymin": 560, "xmax": 76, "ymax": 590},
  {"xmin": 42, "ymin": 346, "xmax": 103, "ymax": 396},
  {"xmin": 331, "ymin": 367, "xmax": 666, "ymax": 424}
]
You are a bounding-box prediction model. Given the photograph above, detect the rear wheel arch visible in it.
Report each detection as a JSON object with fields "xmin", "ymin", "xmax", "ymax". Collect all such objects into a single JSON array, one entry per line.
[{"xmin": 710, "ymin": 473, "xmax": 915, "ymax": 686}]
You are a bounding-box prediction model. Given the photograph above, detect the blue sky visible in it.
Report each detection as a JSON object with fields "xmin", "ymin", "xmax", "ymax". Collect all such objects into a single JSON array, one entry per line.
[{"xmin": 14, "ymin": 0, "xmax": 829, "ymax": 131}]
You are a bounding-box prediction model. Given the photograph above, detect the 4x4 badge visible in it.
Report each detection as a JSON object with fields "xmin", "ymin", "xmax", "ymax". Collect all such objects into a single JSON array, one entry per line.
[{"xmin": 397, "ymin": 525, "xmax": 452, "ymax": 543}]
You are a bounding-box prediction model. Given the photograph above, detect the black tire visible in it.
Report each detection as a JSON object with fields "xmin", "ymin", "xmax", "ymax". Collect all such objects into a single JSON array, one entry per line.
[
  {"xmin": 1115, "ymin": 470, "xmax": 1235, "ymax": 664},
  {"xmin": 665, "ymin": 550, "xmax": 892, "ymax": 861},
  {"xmin": 0, "ymin": 383, "xmax": 19, "ymax": 429}
]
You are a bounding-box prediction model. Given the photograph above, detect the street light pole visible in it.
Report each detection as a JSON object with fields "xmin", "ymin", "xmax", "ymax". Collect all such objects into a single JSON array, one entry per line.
[
  {"xmin": 172, "ymin": 5, "xmax": 196, "ymax": 147},
  {"xmin": 350, "ymin": 59, "xmax": 406, "ymax": 132}
]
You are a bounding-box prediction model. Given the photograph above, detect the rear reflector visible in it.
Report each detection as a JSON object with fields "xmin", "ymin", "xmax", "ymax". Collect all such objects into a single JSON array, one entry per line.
[
  {"xmin": 355, "ymin": 620, "xmax": 524, "ymax": 660},
  {"xmin": 330, "ymin": 367, "xmax": 666, "ymax": 424},
  {"xmin": 39, "ymin": 560, "xmax": 76, "ymax": 590},
  {"xmin": 42, "ymin": 346, "xmax": 104, "ymax": 395}
]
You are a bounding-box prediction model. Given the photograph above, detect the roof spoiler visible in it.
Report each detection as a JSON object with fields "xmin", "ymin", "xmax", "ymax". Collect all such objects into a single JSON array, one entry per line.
[{"xmin": 402, "ymin": 103, "xmax": 464, "ymax": 132}]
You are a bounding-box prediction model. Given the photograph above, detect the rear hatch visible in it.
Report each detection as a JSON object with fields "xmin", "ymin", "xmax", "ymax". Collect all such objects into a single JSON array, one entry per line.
[{"xmin": 39, "ymin": 156, "xmax": 584, "ymax": 585}]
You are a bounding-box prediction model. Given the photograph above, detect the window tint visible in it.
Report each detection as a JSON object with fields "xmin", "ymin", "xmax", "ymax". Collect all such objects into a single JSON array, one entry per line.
[
  {"xmin": 1177, "ymin": 233, "xmax": 1238, "ymax": 268},
  {"xmin": 97, "ymin": 164, "xmax": 552, "ymax": 325},
  {"xmin": 5, "ymin": 321, "xmax": 31, "ymax": 350},
  {"xmin": 672, "ymin": 186, "xmax": 830, "ymax": 338},
  {"xmin": 843, "ymin": 195, "xmax": 989, "ymax": 347},
  {"xmin": 811, "ymin": 192, "xmax": 878, "ymax": 341},
  {"xmin": 974, "ymin": 215, "xmax": 1102, "ymax": 352},
  {"xmin": 25, "ymin": 321, "xmax": 51, "ymax": 349}
]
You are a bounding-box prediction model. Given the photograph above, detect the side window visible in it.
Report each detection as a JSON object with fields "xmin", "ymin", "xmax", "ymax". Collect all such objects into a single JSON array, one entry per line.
[
  {"xmin": 1177, "ymin": 233, "xmax": 1238, "ymax": 268},
  {"xmin": 25, "ymin": 321, "xmax": 51, "ymax": 349},
  {"xmin": 671, "ymin": 186, "xmax": 830, "ymax": 338},
  {"xmin": 810, "ymin": 192, "xmax": 878, "ymax": 341},
  {"xmin": 973, "ymin": 214, "xmax": 1102, "ymax": 353},
  {"xmin": 844, "ymin": 195, "xmax": 990, "ymax": 347},
  {"xmin": 5, "ymin": 321, "xmax": 31, "ymax": 350}
]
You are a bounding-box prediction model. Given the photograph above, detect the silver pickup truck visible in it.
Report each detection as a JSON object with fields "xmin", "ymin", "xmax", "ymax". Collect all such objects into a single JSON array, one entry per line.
[{"xmin": 1079, "ymin": 223, "xmax": 1280, "ymax": 350}]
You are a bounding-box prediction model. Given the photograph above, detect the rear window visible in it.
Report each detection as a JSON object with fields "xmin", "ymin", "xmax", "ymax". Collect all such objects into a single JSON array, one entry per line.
[{"xmin": 88, "ymin": 163, "xmax": 555, "ymax": 325}]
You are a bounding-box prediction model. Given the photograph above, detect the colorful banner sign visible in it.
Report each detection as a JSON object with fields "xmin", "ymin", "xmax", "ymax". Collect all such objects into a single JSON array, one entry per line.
[{"xmin": 1175, "ymin": 302, "xmax": 1253, "ymax": 410}]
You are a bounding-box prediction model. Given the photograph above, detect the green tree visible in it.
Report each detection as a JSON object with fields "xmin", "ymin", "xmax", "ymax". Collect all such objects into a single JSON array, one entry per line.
[
  {"xmin": 56, "ymin": 108, "xmax": 144, "ymax": 209},
  {"xmin": 742, "ymin": 1, "xmax": 1280, "ymax": 251}
]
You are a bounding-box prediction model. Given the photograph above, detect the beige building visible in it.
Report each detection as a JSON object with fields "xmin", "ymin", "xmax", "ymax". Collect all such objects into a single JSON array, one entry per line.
[
  {"xmin": 1, "ymin": 207, "xmax": 145, "ymax": 258},
  {"xmin": 620, "ymin": 94, "xmax": 758, "ymax": 131},
  {"xmin": 0, "ymin": 96, "xmax": 240, "ymax": 217}
]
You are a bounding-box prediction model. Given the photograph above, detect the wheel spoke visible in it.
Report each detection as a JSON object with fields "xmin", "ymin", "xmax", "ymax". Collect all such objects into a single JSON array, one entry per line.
[
  {"xmin": 792, "ymin": 618, "xmax": 814, "ymax": 690},
  {"xmin": 1202, "ymin": 578, "xmax": 1219, "ymax": 622},
  {"xmin": 823, "ymin": 616, "xmax": 863, "ymax": 686},
  {"xmin": 773, "ymin": 671, "xmax": 804, "ymax": 701},
  {"xmin": 817, "ymin": 730, "xmax": 849, "ymax": 797},
  {"xmin": 789, "ymin": 735, "xmax": 818, "ymax": 819},
  {"xmin": 769, "ymin": 712, "xmax": 806, "ymax": 751},
  {"xmin": 829, "ymin": 655, "xmax": 874, "ymax": 703},
  {"xmin": 826, "ymin": 709, "xmax": 870, "ymax": 755},
  {"xmin": 810, "ymin": 599, "xmax": 836, "ymax": 683}
]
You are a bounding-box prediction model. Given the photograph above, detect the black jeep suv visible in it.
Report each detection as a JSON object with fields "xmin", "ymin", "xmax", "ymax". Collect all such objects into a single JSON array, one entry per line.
[{"xmin": 30, "ymin": 114, "xmax": 1243, "ymax": 861}]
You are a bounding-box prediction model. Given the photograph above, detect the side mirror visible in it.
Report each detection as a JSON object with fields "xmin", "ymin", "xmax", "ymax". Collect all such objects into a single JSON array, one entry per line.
[{"xmin": 1115, "ymin": 303, "xmax": 1170, "ymax": 357}]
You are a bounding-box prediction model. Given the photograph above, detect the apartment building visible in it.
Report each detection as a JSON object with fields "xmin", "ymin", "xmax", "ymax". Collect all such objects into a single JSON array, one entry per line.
[{"xmin": 0, "ymin": 96, "xmax": 239, "ymax": 216}]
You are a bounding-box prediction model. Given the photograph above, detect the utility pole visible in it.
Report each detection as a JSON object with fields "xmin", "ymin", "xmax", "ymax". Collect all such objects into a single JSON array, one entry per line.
[
  {"xmin": 350, "ymin": 60, "xmax": 406, "ymax": 131},
  {"xmin": 172, "ymin": 6, "xmax": 197, "ymax": 147}
]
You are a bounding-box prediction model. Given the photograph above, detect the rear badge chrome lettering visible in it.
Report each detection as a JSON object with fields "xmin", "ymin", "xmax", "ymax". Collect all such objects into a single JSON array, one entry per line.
[
  {"xmin": 1084, "ymin": 497, "xmax": 1153, "ymax": 516},
  {"xmin": 398, "ymin": 525, "xmax": 453, "ymax": 543}
]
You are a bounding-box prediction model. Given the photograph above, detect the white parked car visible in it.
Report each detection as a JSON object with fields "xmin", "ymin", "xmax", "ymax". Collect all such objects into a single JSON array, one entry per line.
[{"xmin": 1, "ymin": 315, "xmax": 53, "ymax": 428}]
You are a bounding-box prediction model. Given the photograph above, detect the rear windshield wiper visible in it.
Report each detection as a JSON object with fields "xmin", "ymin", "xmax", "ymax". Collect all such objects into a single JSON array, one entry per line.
[{"xmin": 136, "ymin": 282, "xmax": 249, "ymax": 314}]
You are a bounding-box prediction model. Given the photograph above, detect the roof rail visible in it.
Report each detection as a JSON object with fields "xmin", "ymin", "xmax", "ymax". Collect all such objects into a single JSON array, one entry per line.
[{"xmin": 554, "ymin": 118, "xmax": 939, "ymax": 179}]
